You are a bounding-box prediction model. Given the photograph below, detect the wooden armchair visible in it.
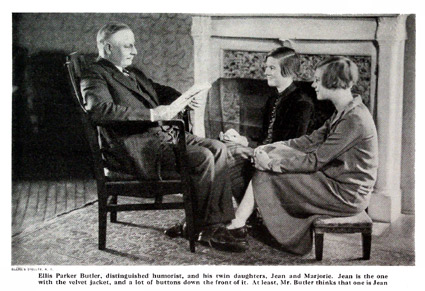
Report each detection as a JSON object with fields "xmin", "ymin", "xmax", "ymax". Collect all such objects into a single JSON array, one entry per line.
[{"xmin": 65, "ymin": 52, "xmax": 196, "ymax": 252}]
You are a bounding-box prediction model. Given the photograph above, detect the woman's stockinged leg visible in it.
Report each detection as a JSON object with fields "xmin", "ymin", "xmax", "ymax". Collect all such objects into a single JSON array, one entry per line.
[{"xmin": 227, "ymin": 182, "xmax": 255, "ymax": 229}]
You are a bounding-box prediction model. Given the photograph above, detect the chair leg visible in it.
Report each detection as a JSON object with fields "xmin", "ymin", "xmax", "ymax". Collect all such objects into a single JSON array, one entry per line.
[
  {"xmin": 189, "ymin": 239, "xmax": 196, "ymax": 253},
  {"xmin": 186, "ymin": 211, "xmax": 196, "ymax": 253},
  {"xmin": 110, "ymin": 195, "xmax": 117, "ymax": 223},
  {"xmin": 315, "ymin": 232, "xmax": 324, "ymax": 261},
  {"xmin": 362, "ymin": 232, "xmax": 372, "ymax": 260},
  {"xmin": 183, "ymin": 187, "xmax": 196, "ymax": 253},
  {"xmin": 98, "ymin": 207, "xmax": 107, "ymax": 250},
  {"xmin": 154, "ymin": 195, "xmax": 163, "ymax": 206}
]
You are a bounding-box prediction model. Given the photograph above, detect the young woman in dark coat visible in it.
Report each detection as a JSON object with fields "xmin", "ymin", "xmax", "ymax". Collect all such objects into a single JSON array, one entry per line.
[{"xmin": 223, "ymin": 47, "xmax": 316, "ymax": 202}]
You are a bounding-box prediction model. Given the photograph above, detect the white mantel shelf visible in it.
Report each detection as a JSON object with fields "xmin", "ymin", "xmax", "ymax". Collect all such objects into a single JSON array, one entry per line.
[
  {"xmin": 209, "ymin": 17, "xmax": 377, "ymax": 40},
  {"xmin": 191, "ymin": 15, "xmax": 408, "ymax": 223}
]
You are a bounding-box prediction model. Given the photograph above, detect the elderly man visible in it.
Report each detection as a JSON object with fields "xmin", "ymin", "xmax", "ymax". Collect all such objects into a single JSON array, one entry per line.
[{"xmin": 80, "ymin": 22, "xmax": 245, "ymax": 252}]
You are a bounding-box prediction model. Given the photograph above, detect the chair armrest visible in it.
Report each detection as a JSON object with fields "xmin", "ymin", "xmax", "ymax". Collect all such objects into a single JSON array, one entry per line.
[
  {"xmin": 94, "ymin": 119, "xmax": 186, "ymax": 147},
  {"xmin": 88, "ymin": 119, "xmax": 190, "ymax": 182},
  {"xmin": 94, "ymin": 119, "xmax": 185, "ymax": 129}
]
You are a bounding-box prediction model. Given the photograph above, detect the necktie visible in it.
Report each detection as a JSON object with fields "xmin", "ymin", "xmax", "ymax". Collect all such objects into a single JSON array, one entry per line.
[
  {"xmin": 122, "ymin": 69, "xmax": 157, "ymax": 107},
  {"xmin": 123, "ymin": 68, "xmax": 135, "ymax": 81},
  {"xmin": 123, "ymin": 69, "xmax": 142, "ymax": 91}
]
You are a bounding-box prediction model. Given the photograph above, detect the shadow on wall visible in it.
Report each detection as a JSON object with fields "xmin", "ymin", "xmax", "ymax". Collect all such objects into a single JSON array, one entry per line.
[{"xmin": 13, "ymin": 49, "xmax": 97, "ymax": 180}]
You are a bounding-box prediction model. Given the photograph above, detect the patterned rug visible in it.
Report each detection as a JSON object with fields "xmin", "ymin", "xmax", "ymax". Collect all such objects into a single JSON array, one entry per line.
[{"xmin": 12, "ymin": 197, "xmax": 414, "ymax": 266}]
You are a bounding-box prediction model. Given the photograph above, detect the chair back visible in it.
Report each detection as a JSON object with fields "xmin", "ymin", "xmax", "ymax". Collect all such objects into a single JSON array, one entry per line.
[
  {"xmin": 65, "ymin": 52, "xmax": 106, "ymax": 182},
  {"xmin": 66, "ymin": 52, "xmax": 90, "ymax": 113}
]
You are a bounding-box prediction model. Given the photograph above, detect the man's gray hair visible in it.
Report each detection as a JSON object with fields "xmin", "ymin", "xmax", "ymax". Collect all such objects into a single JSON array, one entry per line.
[{"xmin": 96, "ymin": 22, "xmax": 131, "ymax": 53}]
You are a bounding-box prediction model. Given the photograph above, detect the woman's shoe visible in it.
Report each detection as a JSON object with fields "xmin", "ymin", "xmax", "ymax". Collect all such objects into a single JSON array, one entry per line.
[{"xmin": 227, "ymin": 225, "xmax": 248, "ymax": 240}]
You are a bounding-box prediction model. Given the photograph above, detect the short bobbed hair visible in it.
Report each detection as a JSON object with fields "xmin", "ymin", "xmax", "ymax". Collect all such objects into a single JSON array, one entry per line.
[
  {"xmin": 266, "ymin": 47, "xmax": 300, "ymax": 78},
  {"xmin": 96, "ymin": 22, "xmax": 132, "ymax": 51},
  {"xmin": 315, "ymin": 56, "xmax": 359, "ymax": 90}
]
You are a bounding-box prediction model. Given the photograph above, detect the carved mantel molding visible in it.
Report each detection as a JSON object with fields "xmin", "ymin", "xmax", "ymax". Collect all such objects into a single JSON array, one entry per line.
[{"xmin": 376, "ymin": 15, "xmax": 408, "ymax": 41}]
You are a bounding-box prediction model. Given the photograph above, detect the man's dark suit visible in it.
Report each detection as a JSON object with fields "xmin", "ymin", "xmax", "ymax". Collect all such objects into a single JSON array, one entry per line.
[{"xmin": 80, "ymin": 58, "xmax": 235, "ymax": 230}]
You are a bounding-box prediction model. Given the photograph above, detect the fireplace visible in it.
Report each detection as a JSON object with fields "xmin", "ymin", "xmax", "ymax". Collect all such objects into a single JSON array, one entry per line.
[{"xmin": 191, "ymin": 15, "xmax": 408, "ymax": 223}]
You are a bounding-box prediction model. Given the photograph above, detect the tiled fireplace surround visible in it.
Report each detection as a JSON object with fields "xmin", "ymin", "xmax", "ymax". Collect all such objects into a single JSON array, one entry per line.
[{"xmin": 190, "ymin": 15, "xmax": 408, "ymax": 223}]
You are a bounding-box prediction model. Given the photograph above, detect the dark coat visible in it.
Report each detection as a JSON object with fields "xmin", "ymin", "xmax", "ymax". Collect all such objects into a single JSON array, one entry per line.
[
  {"xmin": 227, "ymin": 81, "xmax": 318, "ymax": 202},
  {"xmin": 260, "ymin": 82, "xmax": 315, "ymax": 144},
  {"xmin": 80, "ymin": 58, "xmax": 181, "ymax": 179}
]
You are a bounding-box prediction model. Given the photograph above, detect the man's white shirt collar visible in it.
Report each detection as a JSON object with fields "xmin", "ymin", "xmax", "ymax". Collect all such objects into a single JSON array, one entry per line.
[{"xmin": 115, "ymin": 65, "xmax": 124, "ymax": 73}]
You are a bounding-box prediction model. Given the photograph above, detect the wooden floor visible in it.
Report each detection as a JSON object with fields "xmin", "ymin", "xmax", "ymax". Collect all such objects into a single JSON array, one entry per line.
[
  {"xmin": 12, "ymin": 146, "xmax": 99, "ymax": 236},
  {"xmin": 12, "ymin": 179, "xmax": 97, "ymax": 236}
]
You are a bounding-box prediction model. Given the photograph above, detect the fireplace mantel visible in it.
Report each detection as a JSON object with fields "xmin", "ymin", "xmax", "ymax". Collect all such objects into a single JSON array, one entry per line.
[{"xmin": 191, "ymin": 15, "xmax": 408, "ymax": 223}]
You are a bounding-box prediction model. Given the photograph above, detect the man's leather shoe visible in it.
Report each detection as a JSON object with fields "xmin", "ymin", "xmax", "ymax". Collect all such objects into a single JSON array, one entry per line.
[
  {"xmin": 164, "ymin": 222, "xmax": 187, "ymax": 238},
  {"xmin": 210, "ymin": 226, "xmax": 248, "ymax": 253}
]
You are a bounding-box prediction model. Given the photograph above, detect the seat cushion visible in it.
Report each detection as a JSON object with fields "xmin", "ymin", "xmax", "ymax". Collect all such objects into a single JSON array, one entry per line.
[
  {"xmin": 105, "ymin": 168, "xmax": 138, "ymax": 181},
  {"xmin": 313, "ymin": 211, "xmax": 372, "ymax": 228},
  {"xmin": 104, "ymin": 168, "xmax": 181, "ymax": 181}
]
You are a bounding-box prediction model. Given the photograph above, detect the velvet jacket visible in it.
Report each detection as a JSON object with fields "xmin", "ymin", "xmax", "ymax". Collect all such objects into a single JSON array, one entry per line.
[{"xmin": 259, "ymin": 82, "xmax": 316, "ymax": 145}]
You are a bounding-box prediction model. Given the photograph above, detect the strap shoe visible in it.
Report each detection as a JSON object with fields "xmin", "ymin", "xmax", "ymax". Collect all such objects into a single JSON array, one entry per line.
[
  {"xmin": 227, "ymin": 225, "xmax": 248, "ymax": 240},
  {"xmin": 210, "ymin": 226, "xmax": 248, "ymax": 252}
]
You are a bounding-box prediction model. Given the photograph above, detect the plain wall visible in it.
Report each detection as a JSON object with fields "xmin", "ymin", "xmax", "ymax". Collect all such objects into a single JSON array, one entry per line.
[{"xmin": 13, "ymin": 13, "xmax": 194, "ymax": 92}]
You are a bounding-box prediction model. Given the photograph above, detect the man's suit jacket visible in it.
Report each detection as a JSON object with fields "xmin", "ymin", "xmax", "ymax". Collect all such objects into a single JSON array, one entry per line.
[{"xmin": 80, "ymin": 58, "xmax": 181, "ymax": 179}]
